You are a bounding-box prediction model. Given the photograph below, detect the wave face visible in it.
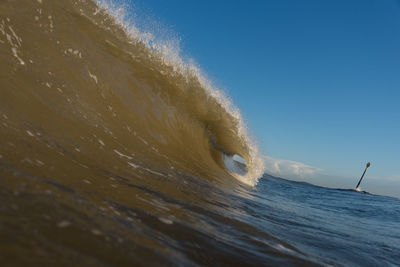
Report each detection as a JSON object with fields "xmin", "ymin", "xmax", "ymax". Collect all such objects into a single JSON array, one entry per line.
[
  {"xmin": 0, "ymin": 0, "xmax": 263, "ymax": 186},
  {"xmin": 0, "ymin": 0, "xmax": 275, "ymax": 265}
]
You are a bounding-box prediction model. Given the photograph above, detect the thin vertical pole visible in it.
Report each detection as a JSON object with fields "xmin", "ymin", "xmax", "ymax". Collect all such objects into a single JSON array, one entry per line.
[{"xmin": 356, "ymin": 162, "xmax": 371, "ymax": 189}]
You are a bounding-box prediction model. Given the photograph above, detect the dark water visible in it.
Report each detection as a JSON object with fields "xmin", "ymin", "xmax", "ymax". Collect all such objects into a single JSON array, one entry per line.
[
  {"xmin": 2, "ymin": 171, "xmax": 400, "ymax": 266},
  {"xmin": 1, "ymin": 0, "xmax": 400, "ymax": 266}
]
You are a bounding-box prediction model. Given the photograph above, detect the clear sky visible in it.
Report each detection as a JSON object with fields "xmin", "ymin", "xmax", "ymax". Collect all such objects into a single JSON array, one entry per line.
[{"xmin": 122, "ymin": 0, "xmax": 400, "ymax": 197}]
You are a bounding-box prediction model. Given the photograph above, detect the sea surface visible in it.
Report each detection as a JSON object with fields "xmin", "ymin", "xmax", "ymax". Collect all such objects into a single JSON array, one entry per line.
[{"xmin": 1, "ymin": 0, "xmax": 399, "ymax": 266}]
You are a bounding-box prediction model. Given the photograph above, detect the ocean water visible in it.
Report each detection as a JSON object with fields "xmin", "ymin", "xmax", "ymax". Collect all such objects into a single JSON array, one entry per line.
[{"xmin": 1, "ymin": 0, "xmax": 399, "ymax": 266}]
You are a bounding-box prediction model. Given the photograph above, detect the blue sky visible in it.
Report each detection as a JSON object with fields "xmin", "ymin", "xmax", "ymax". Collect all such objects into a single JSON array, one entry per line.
[{"xmin": 123, "ymin": 0, "xmax": 400, "ymax": 196}]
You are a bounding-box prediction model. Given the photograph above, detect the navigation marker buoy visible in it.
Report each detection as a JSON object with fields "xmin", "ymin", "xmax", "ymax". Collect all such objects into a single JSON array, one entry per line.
[{"xmin": 355, "ymin": 162, "xmax": 371, "ymax": 189}]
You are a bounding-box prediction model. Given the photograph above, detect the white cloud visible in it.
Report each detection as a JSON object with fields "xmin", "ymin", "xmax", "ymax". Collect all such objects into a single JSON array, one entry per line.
[
  {"xmin": 263, "ymin": 155, "xmax": 321, "ymax": 180},
  {"xmin": 263, "ymin": 156, "xmax": 356, "ymax": 189},
  {"xmin": 386, "ymin": 175, "xmax": 400, "ymax": 182}
]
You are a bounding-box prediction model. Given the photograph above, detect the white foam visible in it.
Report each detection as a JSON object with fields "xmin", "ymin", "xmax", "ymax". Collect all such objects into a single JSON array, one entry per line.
[
  {"xmin": 143, "ymin": 167, "xmax": 165, "ymax": 177},
  {"xmin": 88, "ymin": 70, "xmax": 98, "ymax": 84},
  {"xmin": 158, "ymin": 217, "xmax": 173, "ymax": 225},
  {"xmin": 137, "ymin": 136, "xmax": 148, "ymax": 145},
  {"xmin": 83, "ymin": 179, "xmax": 92, "ymax": 184},
  {"xmin": 91, "ymin": 229, "xmax": 102, "ymax": 235},
  {"xmin": 114, "ymin": 149, "xmax": 133, "ymax": 160},
  {"xmin": 8, "ymin": 26, "xmax": 22, "ymax": 47},
  {"xmin": 57, "ymin": 220, "xmax": 71, "ymax": 228},
  {"xmin": 128, "ymin": 162, "xmax": 138, "ymax": 168},
  {"xmin": 79, "ymin": 164, "xmax": 89, "ymax": 169},
  {"xmin": 98, "ymin": 139, "xmax": 105, "ymax": 146},
  {"xmin": 11, "ymin": 47, "xmax": 25, "ymax": 65}
]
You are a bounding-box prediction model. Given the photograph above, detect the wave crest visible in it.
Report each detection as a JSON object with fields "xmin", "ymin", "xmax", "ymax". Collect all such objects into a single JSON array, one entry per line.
[{"xmin": 0, "ymin": 0, "xmax": 264, "ymax": 185}]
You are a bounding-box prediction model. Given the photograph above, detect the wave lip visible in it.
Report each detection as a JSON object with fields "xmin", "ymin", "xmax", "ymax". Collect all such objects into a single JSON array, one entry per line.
[{"xmin": 93, "ymin": 0, "xmax": 266, "ymax": 185}]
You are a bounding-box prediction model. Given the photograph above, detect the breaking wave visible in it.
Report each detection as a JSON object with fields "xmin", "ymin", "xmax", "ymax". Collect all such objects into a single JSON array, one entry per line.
[{"xmin": 0, "ymin": 0, "xmax": 264, "ymax": 186}]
